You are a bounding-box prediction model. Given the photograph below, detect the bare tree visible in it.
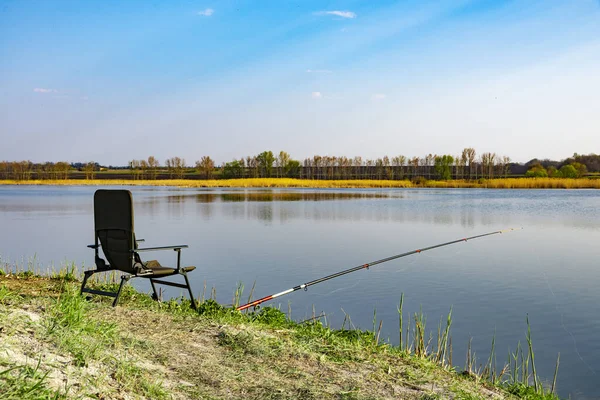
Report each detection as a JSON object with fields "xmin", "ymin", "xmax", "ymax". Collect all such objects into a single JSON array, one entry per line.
[
  {"xmin": 352, "ymin": 156, "xmax": 362, "ymax": 180},
  {"xmin": 410, "ymin": 157, "xmax": 420, "ymax": 179},
  {"xmin": 502, "ymin": 156, "xmax": 511, "ymax": 178},
  {"xmin": 165, "ymin": 157, "xmax": 186, "ymax": 179},
  {"xmin": 140, "ymin": 159, "xmax": 149, "ymax": 179},
  {"xmin": 247, "ymin": 156, "xmax": 259, "ymax": 178},
  {"xmin": 460, "ymin": 149, "xmax": 468, "ymax": 180},
  {"xmin": 195, "ymin": 156, "xmax": 215, "ymax": 179},
  {"xmin": 130, "ymin": 159, "xmax": 141, "ymax": 180},
  {"xmin": 83, "ymin": 161, "xmax": 96, "ymax": 180},
  {"xmin": 10, "ymin": 161, "xmax": 32, "ymax": 180},
  {"xmin": 0, "ymin": 161, "xmax": 7, "ymax": 179},
  {"xmin": 147, "ymin": 156, "xmax": 160, "ymax": 180},
  {"xmin": 165, "ymin": 158, "xmax": 174, "ymax": 178},
  {"xmin": 55, "ymin": 162, "xmax": 70, "ymax": 180},
  {"xmin": 276, "ymin": 151, "xmax": 291, "ymax": 178},
  {"xmin": 175, "ymin": 157, "xmax": 186, "ymax": 179},
  {"xmin": 463, "ymin": 148, "xmax": 476, "ymax": 180}
]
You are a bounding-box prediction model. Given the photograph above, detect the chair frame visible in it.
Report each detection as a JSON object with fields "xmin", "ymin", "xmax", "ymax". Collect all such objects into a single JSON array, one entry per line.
[{"xmin": 80, "ymin": 190, "xmax": 197, "ymax": 309}]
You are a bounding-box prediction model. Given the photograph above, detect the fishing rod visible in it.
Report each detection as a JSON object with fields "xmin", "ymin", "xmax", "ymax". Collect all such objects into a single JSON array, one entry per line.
[{"xmin": 237, "ymin": 228, "xmax": 518, "ymax": 311}]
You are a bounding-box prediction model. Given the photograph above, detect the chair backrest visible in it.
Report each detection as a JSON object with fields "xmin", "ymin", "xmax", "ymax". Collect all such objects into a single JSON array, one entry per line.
[{"xmin": 94, "ymin": 189, "xmax": 137, "ymax": 274}]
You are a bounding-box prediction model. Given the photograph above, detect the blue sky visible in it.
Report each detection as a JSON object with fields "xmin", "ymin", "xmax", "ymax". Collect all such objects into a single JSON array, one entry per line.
[{"xmin": 1, "ymin": 0, "xmax": 599, "ymax": 165}]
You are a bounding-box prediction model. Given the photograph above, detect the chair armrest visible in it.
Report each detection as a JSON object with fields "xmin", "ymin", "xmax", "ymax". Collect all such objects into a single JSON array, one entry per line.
[{"xmin": 133, "ymin": 245, "xmax": 188, "ymax": 252}]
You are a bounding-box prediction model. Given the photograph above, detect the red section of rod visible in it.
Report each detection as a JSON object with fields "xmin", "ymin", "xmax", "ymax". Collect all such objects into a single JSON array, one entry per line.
[{"xmin": 237, "ymin": 295, "xmax": 274, "ymax": 311}]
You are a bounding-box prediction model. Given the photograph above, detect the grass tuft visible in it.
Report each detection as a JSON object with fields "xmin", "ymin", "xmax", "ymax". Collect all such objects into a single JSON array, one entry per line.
[{"xmin": 0, "ymin": 361, "xmax": 64, "ymax": 400}]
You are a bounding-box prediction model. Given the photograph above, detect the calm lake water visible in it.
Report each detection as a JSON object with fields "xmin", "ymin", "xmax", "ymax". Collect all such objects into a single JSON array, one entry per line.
[{"xmin": 1, "ymin": 185, "xmax": 599, "ymax": 398}]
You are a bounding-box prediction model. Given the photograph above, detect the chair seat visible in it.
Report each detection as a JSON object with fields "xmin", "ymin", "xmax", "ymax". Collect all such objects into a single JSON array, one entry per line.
[{"xmin": 143, "ymin": 260, "xmax": 196, "ymax": 276}]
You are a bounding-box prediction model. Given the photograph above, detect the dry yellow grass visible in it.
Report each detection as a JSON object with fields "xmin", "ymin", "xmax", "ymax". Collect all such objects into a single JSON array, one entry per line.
[
  {"xmin": 0, "ymin": 177, "xmax": 598, "ymax": 189},
  {"xmin": 0, "ymin": 178, "xmax": 414, "ymax": 188},
  {"xmin": 481, "ymin": 178, "xmax": 600, "ymax": 189}
]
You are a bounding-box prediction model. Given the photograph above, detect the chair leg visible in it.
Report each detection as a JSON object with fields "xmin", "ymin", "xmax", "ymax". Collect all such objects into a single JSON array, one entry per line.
[
  {"xmin": 149, "ymin": 278, "xmax": 159, "ymax": 301},
  {"xmin": 80, "ymin": 270, "xmax": 93, "ymax": 295},
  {"xmin": 112, "ymin": 275, "xmax": 131, "ymax": 307},
  {"xmin": 182, "ymin": 272, "xmax": 197, "ymax": 310}
]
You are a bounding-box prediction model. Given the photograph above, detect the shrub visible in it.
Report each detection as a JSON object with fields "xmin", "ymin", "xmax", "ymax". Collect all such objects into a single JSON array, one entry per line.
[
  {"xmin": 559, "ymin": 164, "xmax": 577, "ymax": 179},
  {"xmin": 525, "ymin": 165, "xmax": 548, "ymax": 178}
]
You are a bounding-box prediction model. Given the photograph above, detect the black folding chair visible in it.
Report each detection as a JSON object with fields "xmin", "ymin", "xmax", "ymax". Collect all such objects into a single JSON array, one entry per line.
[{"xmin": 81, "ymin": 189, "xmax": 196, "ymax": 309}]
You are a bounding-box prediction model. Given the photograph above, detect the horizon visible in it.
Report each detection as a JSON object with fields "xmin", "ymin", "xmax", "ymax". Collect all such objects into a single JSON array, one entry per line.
[{"xmin": 1, "ymin": 0, "xmax": 599, "ymax": 165}]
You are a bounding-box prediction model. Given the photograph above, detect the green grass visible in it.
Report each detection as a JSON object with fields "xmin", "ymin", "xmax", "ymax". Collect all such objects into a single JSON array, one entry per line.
[
  {"xmin": 43, "ymin": 283, "xmax": 120, "ymax": 367},
  {"xmin": 0, "ymin": 261, "xmax": 563, "ymax": 399},
  {"xmin": 0, "ymin": 277, "xmax": 171, "ymax": 398},
  {"xmin": 0, "ymin": 361, "xmax": 64, "ymax": 400}
]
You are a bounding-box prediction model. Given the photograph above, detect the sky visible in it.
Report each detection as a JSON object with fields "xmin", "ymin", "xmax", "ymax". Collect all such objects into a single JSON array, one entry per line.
[{"xmin": 1, "ymin": 0, "xmax": 599, "ymax": 166}]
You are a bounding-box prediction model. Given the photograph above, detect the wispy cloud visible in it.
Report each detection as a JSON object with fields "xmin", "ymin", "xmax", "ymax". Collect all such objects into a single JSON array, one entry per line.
[
  {"xmin": 311, "ymin": 92, "xmax": 323, "ymax": 99},
  {"xmin": 33, "ymin": 88, "xmax": 56, "ymax": 93},
  {"xmin": 306, "ymin": 69, "xmax": 332, "ymax": 74},
  {"xmin": 197, "ymin": 8, "xmax": 214, "ymax": 17},
  {"xmin": 315, "ymin": 10, "xmax": 356, "ymax": 19},
  {"xmin": 371, "ymin": 93, "xmax": 386, "ymax": 100}
]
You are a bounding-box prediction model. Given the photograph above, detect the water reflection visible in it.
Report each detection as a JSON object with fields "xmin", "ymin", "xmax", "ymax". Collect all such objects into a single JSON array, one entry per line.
[
  {"xmin": 126, "ymin": 189, "xmax": 600, "ymax": 229},
  {"xmin": 139, "ymin": 190, "xmax": 398, "ymax": 222},
  {"xmin": 178, "ymin": 191, "xmax": 394, "ymax": 203}
]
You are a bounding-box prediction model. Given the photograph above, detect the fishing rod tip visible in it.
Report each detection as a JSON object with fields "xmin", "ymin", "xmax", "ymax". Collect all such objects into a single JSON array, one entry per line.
[{"xmin": 499, "ymin": 227, "xmax": 523, "ymax": 234}]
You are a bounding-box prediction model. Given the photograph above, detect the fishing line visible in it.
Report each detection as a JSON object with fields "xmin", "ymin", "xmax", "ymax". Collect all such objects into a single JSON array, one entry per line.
[
  {"xmin": 310, "ymin": 278, "xmax": 363, "ymax": 297},
  {"xmin": 369, "ymin": 254, "xmax": 418, "ymax": 274}
]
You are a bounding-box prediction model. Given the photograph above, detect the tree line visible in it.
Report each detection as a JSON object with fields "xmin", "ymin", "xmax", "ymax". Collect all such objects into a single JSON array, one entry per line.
[
  {"xmin": 0, "ymin": 161, "xmax": 92, "ymax": 180},
  {"xmin": 1, "ymin": 150, "xmax": 598, "ymax": 181}
]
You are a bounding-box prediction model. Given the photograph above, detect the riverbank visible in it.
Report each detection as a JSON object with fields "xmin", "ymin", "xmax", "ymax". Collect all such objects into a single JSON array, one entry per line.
[
  {"xmin": 0, "ymin": 269, "xmax": 558, "ymax": 400},
  {"xmin": 1, "ymin": 177, "xmax": 599, "ymax": 189}
]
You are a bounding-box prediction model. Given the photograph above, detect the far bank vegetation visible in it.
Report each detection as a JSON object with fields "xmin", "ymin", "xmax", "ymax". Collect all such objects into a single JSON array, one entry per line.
[{"xmin": 1, "ymin": 150, "xmax": 598, "ymax": 186}]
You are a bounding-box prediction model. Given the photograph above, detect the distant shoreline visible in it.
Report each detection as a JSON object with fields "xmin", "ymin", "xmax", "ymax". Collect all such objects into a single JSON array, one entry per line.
[{"xmin": 1, "ymin": 177, "xmax": 599, "ymax": 189}]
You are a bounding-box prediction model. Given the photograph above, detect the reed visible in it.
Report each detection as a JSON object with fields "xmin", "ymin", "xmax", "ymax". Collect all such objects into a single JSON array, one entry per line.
[
  {"xmin": 483, "ymin": 177, "xmax": 600, "ymax": 189},
  {"xmin": 372, "ymin": 308, "xmax": 377, "ymax": 334},
  {"xmin": 526, "ymin": 315, "xmax": 539, "ymax": 392},
  {"xmin": 393, "ymin": 296, "xmax": 559, "ymax": 398},
  {"xmin": 0, "ymin": 178, "xmax": 414, "ymax": 189},
  {"xmin": 551, "ymin": 353, "xmax": 560, "ymax": 395},
  {"xmin": 397, "ymin": 293, "xmax": 404, "ymax": 350},
  {"xmin": 434, "ymin": 307, "xmax": 452, "ymax": 367},
  {"xmin": 483, "ymin": 330, "xmax": 497, "ymax": 383},
  {"xmin": 413, "ymin": 307, "xmax": 427, "ymax": 358},
  {"xmin": 465, "ymin": 337, "xmax": 475, "ymax": 375},
  {"xmin": 232, "ymin": 281, "xmax": 244, "ymax": 308}
]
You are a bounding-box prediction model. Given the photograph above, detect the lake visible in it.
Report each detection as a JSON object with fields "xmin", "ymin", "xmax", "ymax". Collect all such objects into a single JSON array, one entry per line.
[{"xmin": 1, "ymin": 185, "xmax": 599, "ymax": 398}]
